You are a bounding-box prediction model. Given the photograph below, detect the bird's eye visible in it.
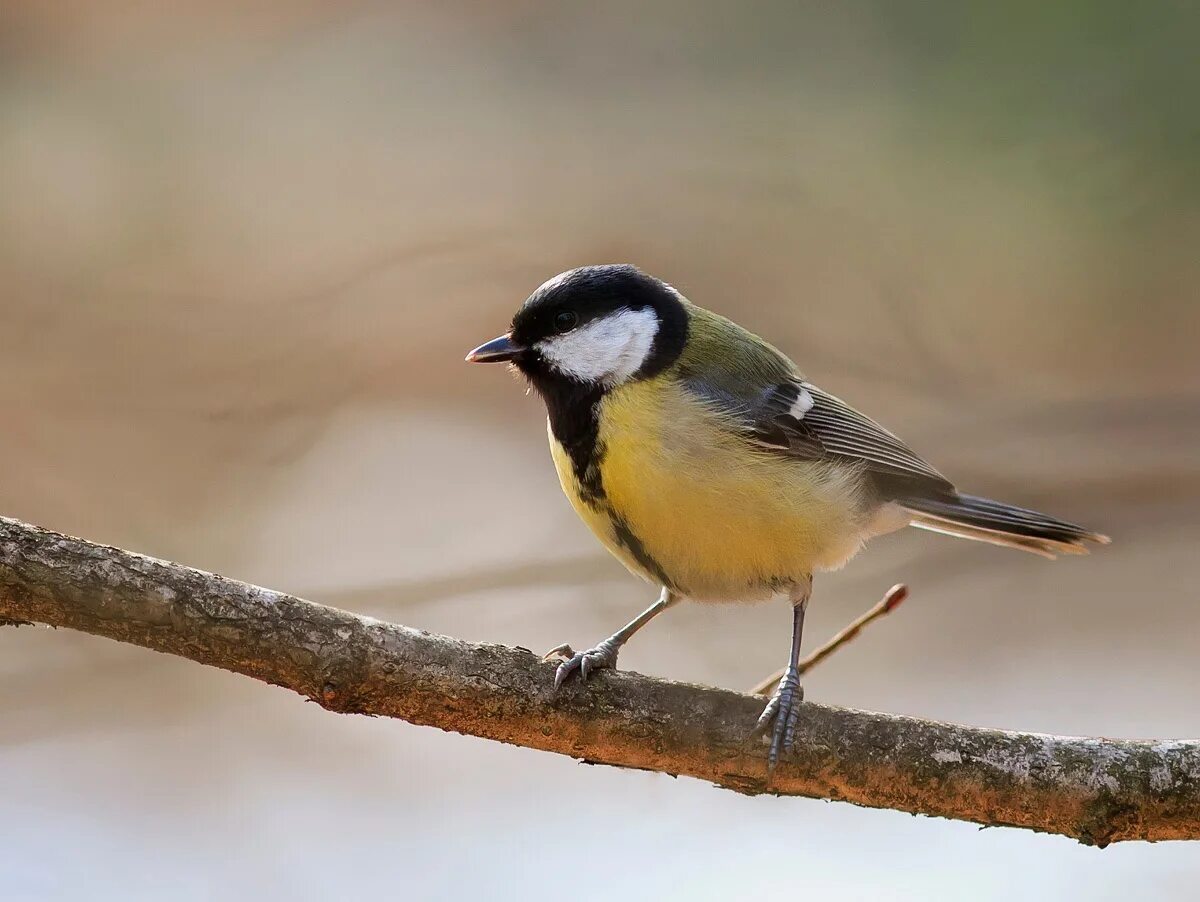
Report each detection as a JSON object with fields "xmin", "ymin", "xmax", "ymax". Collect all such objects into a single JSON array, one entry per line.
[{"xmin": 553, "ymin": 310, "xmax": 578, "ymax": 334}]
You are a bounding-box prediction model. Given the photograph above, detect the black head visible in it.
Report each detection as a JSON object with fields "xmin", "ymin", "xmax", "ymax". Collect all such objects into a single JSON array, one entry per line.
[{"xmin": 466, "ymin": 264, "xmax": 689, "ymax": 389}]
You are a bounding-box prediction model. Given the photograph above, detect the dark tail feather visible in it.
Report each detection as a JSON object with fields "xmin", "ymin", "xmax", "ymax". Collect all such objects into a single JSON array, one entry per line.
[{"xmin": 900, "ymin": 493, "xmax": 1111, "ymax": 559}]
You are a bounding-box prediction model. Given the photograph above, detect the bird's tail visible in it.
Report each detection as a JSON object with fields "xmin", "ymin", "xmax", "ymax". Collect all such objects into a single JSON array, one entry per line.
[{"xmin": 900, "ymin": 493, "xmax": 1110, "ymax": 560}]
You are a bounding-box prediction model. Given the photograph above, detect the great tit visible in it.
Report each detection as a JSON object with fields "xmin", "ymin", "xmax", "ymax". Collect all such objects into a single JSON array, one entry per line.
[{"xmin": 467, "ymin": 264, "xmax": 1109, "ymax": 772}]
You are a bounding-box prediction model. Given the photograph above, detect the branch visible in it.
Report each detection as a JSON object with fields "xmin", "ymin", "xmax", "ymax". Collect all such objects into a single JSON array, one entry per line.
[{"xmin": 1, "ymin": 516, "xmax": 1196, "ymax": 847}]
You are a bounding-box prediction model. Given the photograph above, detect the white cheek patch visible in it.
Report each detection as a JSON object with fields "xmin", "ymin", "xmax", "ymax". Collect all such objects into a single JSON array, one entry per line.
[
  {"xmin": 790, "ymin": 385, "xmax": 815, "ymax": 419},
  {"xmin": 536, "ymin": 308, "xmax": 659, "ymax": 385}
]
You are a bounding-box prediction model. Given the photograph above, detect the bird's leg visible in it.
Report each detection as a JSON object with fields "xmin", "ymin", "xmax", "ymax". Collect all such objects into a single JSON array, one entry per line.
[
  {"xmin": 754, "ymin": 577, "xmax": 812, "ymax": 776},
  {"xmin": 748, "ymin": 583, "xmax": 909, "ymax": 695},
  {"xmin": 545, "ymin": 587, "xmax": 680, "ymax": 689}
]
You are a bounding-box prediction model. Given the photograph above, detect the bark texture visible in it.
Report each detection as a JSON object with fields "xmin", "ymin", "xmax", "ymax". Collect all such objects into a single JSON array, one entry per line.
[{"xmin": 2, "ymin": 516, "xmax": 1196, "ymax": 846}]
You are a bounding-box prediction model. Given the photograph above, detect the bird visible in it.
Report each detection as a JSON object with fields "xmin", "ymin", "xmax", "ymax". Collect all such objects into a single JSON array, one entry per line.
[{"xmin": 466, "ymin": 264, "xmax": 1109, "ymax": 774}]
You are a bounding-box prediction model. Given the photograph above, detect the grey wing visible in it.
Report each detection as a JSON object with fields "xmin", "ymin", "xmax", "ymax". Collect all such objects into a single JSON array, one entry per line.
[{"xmin": 751, "ymin": 379, "xmax": 955, "ymax": 499}]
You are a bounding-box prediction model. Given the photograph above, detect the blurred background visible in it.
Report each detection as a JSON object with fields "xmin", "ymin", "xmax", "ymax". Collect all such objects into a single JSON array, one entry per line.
[{"xmin": 2, "ymin": 1, "xmax": 1198, "ymax": 898}]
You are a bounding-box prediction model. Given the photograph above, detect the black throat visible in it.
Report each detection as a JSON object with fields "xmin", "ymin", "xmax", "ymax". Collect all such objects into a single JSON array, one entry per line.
[{"xmin": 528, "ymin": 373, "xmax": 607, "ymax": 506}]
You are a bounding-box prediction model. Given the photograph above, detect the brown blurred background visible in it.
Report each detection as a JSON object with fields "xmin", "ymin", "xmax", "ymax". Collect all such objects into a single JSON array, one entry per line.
[{"xmin": 2, "ymin": 2, "xmax": 1198, "ymax": 898}]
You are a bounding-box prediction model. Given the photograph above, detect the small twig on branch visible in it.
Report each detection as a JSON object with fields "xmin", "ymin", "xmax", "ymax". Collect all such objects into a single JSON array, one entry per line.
[
  {"xmin": 2, "ymin": 516, "xmax": 1198, "ymax": 847},
  {"xmin": 749, "ymin": 584, "xmax": 910, "ymax": 695}
]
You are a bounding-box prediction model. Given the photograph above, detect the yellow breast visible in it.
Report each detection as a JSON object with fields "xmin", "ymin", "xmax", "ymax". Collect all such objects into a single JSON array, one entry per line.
[{"xmin": 549, "ymin": 376, "xmax": 870, "ymax": 602}]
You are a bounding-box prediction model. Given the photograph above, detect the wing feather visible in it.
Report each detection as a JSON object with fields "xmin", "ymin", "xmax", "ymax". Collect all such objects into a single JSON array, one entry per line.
[
  {"xmin": 751, "ymin": 378, "xmax": 953, "ymax": 497},
  {"xmin": 672, "ymin": 307, "xmax": 951, "ymax": 499}
]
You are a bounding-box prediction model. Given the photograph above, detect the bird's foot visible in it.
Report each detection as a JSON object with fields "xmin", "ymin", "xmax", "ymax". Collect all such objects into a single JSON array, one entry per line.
[
  {"xmin": 753, "ymin": 667, "xmax": 804, "ymax": 776},
  {"xmin": 543, "ymin": 636, "xmax": 623, "ymax": 689}
]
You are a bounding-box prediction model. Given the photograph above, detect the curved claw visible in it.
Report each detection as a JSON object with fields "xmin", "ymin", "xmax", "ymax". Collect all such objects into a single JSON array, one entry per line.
[
  {"xmin": 554, "ymin": 655, "xmax": 582, "ymax": 690},
  {"xmin": 753, "ymin": 695, "xmax": 779, "ymax": 737},
  {"xmin": 542, "ymin": 643, "xmax": 576, "ymax": 663},
  {"xmin": 549, "ymin": 639, "xmax": 620, "ymax": 691}
]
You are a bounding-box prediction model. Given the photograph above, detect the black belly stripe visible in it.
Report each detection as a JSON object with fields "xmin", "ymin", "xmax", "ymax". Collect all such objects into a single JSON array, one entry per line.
[
  {"xmin": 610, "ymin": 513, "xmax": 677, "ymax": 591},
  {"xmin": 537, "ymin": 376, "xmax": 678, "ymax": 591}
]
